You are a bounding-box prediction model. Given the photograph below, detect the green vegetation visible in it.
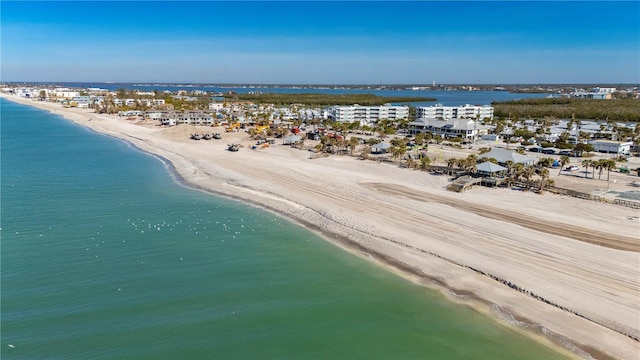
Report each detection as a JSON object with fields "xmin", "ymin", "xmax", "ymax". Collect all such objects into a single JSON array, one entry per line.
[
  {"xmin": 493, "ymin": 98, "xmax": 640, "ymax": 122},
  {"xmin": 222, "ymin": 93, "xmax": 436, "ymax": 106}
]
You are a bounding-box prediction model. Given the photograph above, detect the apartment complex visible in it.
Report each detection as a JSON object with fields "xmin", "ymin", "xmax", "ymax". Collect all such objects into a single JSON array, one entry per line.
[
  {"xmin": 407, "ymin": 118, "xmax": 489, "ymax": 139},
  {"xmin": 417, "ymin": 104, "xmax": 494, "ymax": 121},
  {"xmin": 327, "ymin": 105, "xmax": 409, "ymax": 126},
  {"xmin": 158, "ymin": 111, "xmax": 214, "ymax": 126}
]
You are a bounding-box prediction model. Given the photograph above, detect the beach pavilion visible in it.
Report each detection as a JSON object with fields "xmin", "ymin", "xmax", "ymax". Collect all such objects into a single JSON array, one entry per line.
[
  {"xmin": 476, "ymin": 161, "xmax": 508, "ymax": 176},
  {"xmin": 476, "ymin": 161, "xmax": 508, "ymax": 187},
  {"xmin": 371, "ymin": 142, "xmax": 391, "ymax": 154},
  {"xmin": 482, "ymin": 148, "xmax": 534, "ymax": 166}
]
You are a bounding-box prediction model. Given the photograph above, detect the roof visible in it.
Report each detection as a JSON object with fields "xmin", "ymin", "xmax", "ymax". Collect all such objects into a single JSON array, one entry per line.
[
  {"xmin": 590, "ymin": 139, "xmax": 633, "ymax": 145},
  {"xmin": 476, "ymin": 161, "xmax": 507, "ymax": 173},
  {"xmin": 408, "ymin": 118, "xmax": 488, "ymax": 131},
  {"xmin": 371, "ymin": 142, "xmax": 391, "ymax": 149},
  {"xmin": 482, "ymin": 148, "xmax": 534, "ymax": 164}
]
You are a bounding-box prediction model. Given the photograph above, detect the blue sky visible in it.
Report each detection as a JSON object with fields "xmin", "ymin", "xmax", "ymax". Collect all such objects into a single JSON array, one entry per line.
[{"xmin": 2, "ymin": 1, "xmax": 639, "ymax": 84}]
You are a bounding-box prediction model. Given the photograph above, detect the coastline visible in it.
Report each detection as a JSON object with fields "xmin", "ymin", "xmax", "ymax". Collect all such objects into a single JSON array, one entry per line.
[{"xmin": 3, "ymin": 94, "xmax": 638, "ymax": 359}]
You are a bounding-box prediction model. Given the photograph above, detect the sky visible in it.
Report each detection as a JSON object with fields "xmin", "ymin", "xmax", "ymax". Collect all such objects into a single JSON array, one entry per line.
[{"xmin": 1, "ymin": 1, "xmax": 639, "ymax": 84}]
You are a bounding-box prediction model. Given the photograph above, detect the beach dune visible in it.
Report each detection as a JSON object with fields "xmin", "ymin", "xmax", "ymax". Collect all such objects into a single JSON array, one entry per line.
[{"xmin": 3, "ymin": 94, "xmax": 639, "ymax": 360}]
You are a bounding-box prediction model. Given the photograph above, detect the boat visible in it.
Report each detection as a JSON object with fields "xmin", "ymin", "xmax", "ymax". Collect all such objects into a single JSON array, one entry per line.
[
  {"xmin": 190, "ymin": 133, "xmax": 201, "ymax": 140},
  {"xmin": 212, "ymin": 133, "xmax": 222, "ymax": 139},
  {"xmin": 203, "ymin": 133, "xmax": 212, "ymax": 140},
  {"xmin": 227, "ymin": 144, "xmax": 240, "ymax": 152}
]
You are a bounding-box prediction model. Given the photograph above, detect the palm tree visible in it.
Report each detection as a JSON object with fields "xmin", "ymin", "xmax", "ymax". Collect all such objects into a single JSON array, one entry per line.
[
  {"xmin": 522, "ymin": 165, "xmax": 536, "ymax": 188},
  {"xmin": 419, "ymin": 156, "xmax": 431, "ymax": 171},
  {"xmin": 595, "ymin": 159, "xmax": 606, "ymax": 180},
  {"xmin": 581, "ymin": 159, "xmax": 592, "ymax": 179},
  {"xmin": 603, "ymin": 159, "xmax": 617, "ymax": 182},
  {"xmin": 537, "ymin": 157, "xmax": 554, "ymax": 168},
  {"xmin": 348, "ymin": 137, "xmax": 360, "ymax": 156},
  {"xmin": 447, "ymin": 158, "xmax": 458, "ymax": 175},
  {"xmin": 359, "ymin": 146, "xmax": 371, "ymax": 160},
  {"xmin": 558, "ymin": 155, "xmax": 570, "ymax": 175},
  {"xmin": 538, "ymin": 168, "xmax": 550, "ymax": 193},
  {"xmin": 414, "ymin": 133, "xmax": 425, "ymax": 147},
  {"xmin": 391, "ymin": 145, "xmax": 406, "ymax": 163},
  {"xmin": 508, "ymin": 163, "xmax": 525, "ymax": 187},
  {"xmin": 405, "ymin": 157, "xmax": 416, "ymax": 170}
]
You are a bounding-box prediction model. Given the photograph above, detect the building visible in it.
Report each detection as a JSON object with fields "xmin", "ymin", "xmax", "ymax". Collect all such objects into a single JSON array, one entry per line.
[
  {"xmin": 407, "ymin": 118, "xmax": 489, "ymax": 140},
  {"xmin": 589, "ymin": 140, "xmax": 632, "ymax": 155},
  {"xmin": 209, "ymin": 102, "xmax": 224, "ymax": 111},
  {"xmin": 481, "ymin": 148, "xmax": 535, "ymax": 165},
  {"xmin": 54, "ymin": 89, "xmax": 80, "ymax": 99},
  {"xmin": 573, "ymin": 92, "xmax": 612, "ymax": 99},
  {"xmin": 327, "ymin": 105, "xmax": 409, "ymax": 126},
  {"xmin": 158, "ymin": 111, "xmax": 213, "ymax": 126},
  {"xmin": 14, "ymin": 87, "xmax": 41, "ymax": 98},
  {"xmin": 591, "ymin": 87, "xmax": 617, "ymax": 94},
  {"xmin": 70, "ymin": 96, "xmax": 91, "ymax": 108},
  {"xmin": 571, "ymin": 87, "xmax": 616, "ymax": 99},
  {"xmin": 417, "ymin": 104, "xmax": 494, "ymax": 121}
]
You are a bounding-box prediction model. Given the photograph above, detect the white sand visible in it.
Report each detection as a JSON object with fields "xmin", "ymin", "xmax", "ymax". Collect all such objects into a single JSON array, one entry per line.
[{"xmin": 3, "ymin": 94, "xmax": 639, "ymax": 359}]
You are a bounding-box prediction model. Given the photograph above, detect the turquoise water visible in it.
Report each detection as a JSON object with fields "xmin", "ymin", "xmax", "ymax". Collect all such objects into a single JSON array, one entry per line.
[{"xmin": 1, "ymin": 98, "xmax": 567, "ymax": 359}]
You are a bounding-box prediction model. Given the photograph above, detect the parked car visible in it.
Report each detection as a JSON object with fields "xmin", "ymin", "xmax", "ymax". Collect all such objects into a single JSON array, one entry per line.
[
  {"xmin": 565, "ymin": 165, "xmax": 579, "ymax": 171},
  {"xmin": 541, "ymin": 148, "xmax": 556, "ymax": 155},
  {"xmin": 528, "ymin": 147, "xmax": 541, "ymax": 152},
  {"xmin": 558, "ymin": 150, "xmax": 572, "ymax": 156}
]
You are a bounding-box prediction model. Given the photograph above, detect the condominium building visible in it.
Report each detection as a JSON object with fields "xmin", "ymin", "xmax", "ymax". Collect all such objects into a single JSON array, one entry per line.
[
  {"xmin": 158, "ymin": 111, "xmax": 213, "ymax": 126},
  {"xmin": 407, "ymin": 118, "xmax": 489, "ymax": 139},
  {"xmin": 327, "ymin": 105, "xmax": 409, "ymax": 126},
  {"xmin": 417, "ymin": 104, "xmax": 494, "ymax": 121}
]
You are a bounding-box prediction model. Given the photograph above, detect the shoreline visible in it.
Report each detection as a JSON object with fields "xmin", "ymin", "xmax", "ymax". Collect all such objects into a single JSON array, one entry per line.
[{"xmin": 3, "ymin": 94, "xmax": 638, "ymax": 359}]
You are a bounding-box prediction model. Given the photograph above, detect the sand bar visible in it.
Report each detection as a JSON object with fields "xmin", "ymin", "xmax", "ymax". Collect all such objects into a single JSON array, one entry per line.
[{"xmin": 3, "ymin": 94, "xmax": 639, "ymax": 359}]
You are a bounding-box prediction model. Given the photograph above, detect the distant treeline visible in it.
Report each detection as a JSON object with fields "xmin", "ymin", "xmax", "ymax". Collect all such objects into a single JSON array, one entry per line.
[
  {"xmin": 492, "ymin": 98, "xmax": 640, "ymax": 122},
  {"xmin": 222, "ymin": 93, "xmax": 436, "ymax": 106}
]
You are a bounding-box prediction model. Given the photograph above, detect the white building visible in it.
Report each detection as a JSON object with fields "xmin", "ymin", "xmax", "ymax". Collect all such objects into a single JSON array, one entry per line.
[
  {"xmin": 591, "ymin": 87, "xmax": 617, "ymax": 94},
  {"xmin": 54, "ymin": 89, "xmax": 80, "ymax": 99},
  {"xmin": 158, "ymin": 111, "xmax": 213, "ymax": 126},
  {"xmin": 589, "ymin": 140, "xmax": 632, "ymax": 155},
  {"xmin": 15, "ymin": 88, "xmax": 40, "ymax": 98},
  {"xmin": 327, "ymin": 105, "xmax": 409, "ymax": 126},
  {"xmin": 70, "ymin": 96, "xmax": 91, "ymax": 108},
  {"xmin": 209, "ymin": 102, "xmax": 224, "ymax": 111},
  {"xmin": 408, "ymin": 118, "xmax": 489, "ymax": 139},
  {"xmin": 417, "ymin": 104, "xmax": 494, "ymax": 121}
]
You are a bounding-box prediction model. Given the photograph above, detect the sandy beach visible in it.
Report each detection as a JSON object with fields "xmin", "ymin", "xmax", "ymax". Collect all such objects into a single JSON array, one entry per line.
[{"xmin": 3, "ymin": 94, "xmax": 639, "ymax": 359}]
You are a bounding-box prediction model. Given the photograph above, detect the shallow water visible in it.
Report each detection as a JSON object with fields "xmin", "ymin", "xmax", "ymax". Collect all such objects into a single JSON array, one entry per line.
[{"xmin": 1, "ymin": 98, "xmax": 568, "ymax": 359}]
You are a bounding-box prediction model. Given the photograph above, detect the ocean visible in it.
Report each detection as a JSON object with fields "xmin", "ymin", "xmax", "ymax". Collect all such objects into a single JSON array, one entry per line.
[{"xmin": 0, "ymin": 98, "xmax": 567, "ymax": 359}]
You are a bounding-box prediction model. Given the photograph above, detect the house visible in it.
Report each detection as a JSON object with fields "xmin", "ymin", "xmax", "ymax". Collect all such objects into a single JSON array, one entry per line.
[{"xmin": 481, "ymin": 148, "xmax": 535, "ymax": 165}]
